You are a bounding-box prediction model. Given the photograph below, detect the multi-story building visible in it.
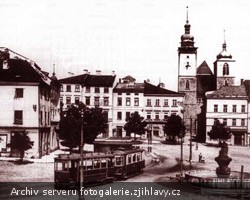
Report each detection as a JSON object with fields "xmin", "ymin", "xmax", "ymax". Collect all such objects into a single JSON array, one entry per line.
[
  {"xmin": 59, "ymin": 70, "xmax": 116, "ymax": 136},
  {"xmin": 144, "ymin": 81, "xmax": 184, "ymax": 138},
  {"xmin": 112, "ymin": 76, "xmax": 144, "ymax": 137},
  {"xmin": 112, "ymin": 76, "xmax": 184, "ymax": 138},
  {"xmin": 206, "ymin": 84, "xmax": 248, "ymax": 146},
  {"xmin": 0, "ymin": 48, "xmax": 60, "ymax": 158}
]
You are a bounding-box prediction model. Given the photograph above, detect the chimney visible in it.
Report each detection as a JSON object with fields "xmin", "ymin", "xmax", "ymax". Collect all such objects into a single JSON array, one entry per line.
[
  {"xmin": 119, "ymin": 78, "xmax": 121, "ymax": 83},
  {"xmin": 112, "ymin": 70, "xmax": 115, "ymax": 76},
  {"xmin": 241, "ymin": 79, "xmax": 244, "ymax": 85},
  {"xmin": 83, "ymin": 69, "xmax": 88, "ymax": 74},
  {"xmin": 96, "ymin": 70, "xmax": 101, "ymax": 75}
]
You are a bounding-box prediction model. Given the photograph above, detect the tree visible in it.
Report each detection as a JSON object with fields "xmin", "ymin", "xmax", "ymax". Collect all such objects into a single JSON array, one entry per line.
[
  {"xmin": 208, "ymin": 119, "xmax": 232, "ymax": 142},
  {"xmin": 164, "ymin": 114, "xmax": 186, "ymax": 144},
  {"xmin": 124, "ymin": 112, "xmax": 147, "ymax": 139},
  {"xmin": 7, "ymin": 131, "xmax": 34, "ymax": 162},
  {"xmin": 58, "ymin": 102, "xmax": 108, "ymax": 153}
]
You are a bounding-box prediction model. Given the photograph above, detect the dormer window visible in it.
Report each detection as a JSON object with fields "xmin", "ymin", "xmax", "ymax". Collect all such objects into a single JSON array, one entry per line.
[{"xmin": 3, "ymin": 60, "xmax": 9, "ymax": 69}]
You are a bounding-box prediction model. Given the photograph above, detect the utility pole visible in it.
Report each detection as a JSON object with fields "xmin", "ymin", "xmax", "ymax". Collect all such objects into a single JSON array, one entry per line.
[
  {"xmin": 79, "ymin": 111, "xmax": 84, "ymax": 200},
  {"xmin": 189, "ymin": 118, "xmax": 192, "ymax": 164},
  {"xmin": 180, "ymin": 135, "xmax": 183, "ymax": 180}
]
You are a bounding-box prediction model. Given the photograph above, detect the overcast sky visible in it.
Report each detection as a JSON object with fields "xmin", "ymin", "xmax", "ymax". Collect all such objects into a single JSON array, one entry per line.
[{"xmin": 1, "ymin": 0, "xmax": 250, "ymax": 90}]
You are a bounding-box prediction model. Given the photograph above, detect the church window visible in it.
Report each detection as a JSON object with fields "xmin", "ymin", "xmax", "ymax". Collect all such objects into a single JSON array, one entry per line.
[
  {"xmin": 223, "ymin": 63, "xmax": 229, "ymax": 76},
  {"xmin": 185, "ymin": 80, "xmax": 190, "ymax": 90}
]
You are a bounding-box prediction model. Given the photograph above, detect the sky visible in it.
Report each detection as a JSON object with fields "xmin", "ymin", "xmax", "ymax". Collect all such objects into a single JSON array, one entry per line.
[{"xmin": 1, "ymin": 0, "xmax": 250, "ymax": 90}]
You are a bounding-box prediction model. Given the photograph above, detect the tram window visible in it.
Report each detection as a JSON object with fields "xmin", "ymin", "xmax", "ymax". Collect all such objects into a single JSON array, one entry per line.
[
  {"xmin": 57, "ymin": 162, "xmax": 68, "ymax": 171},
  {"xmin": 93, "ymin": 160, "xmax": 100, "ymax": 169},
  {"xmin": 101, "ymin": 160, "xmax": 107, "ymax": 168},
  {"xmin": 128, "ymin": 155, "xmax": 132, "ymax": 164},
  {"xmin": 85, "ymin": 160, "xmax": 93, "ymax": 170},
  {"xmin": 133, "ymin": 154, "xmax": 136, "ymax": 162},
  {"xmin": 115, "ymin": 156, "xmax": 123, "ymax": 166},
  {"xmin": 137, "ymin": 153, "xmax": 141, "ymax": 161}
]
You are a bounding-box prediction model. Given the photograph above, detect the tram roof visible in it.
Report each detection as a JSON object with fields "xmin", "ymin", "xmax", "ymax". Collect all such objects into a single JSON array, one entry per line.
[
  {"xmin": 54, "ymin": 153, "xmax": 114, "ymax": 161},
  {"xmin": 114, "ymin": 148, "xmax": 144, "ymax": 155}
]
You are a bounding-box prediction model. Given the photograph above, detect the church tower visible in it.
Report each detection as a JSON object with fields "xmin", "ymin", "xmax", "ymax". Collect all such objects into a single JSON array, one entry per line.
[
  {"xmin": 178, "ymin": 7, "xmax": 198, "ymax": 130},
  {"xmin": 214, "ymin": 31, "xmax": 235, "ymax": 89}
]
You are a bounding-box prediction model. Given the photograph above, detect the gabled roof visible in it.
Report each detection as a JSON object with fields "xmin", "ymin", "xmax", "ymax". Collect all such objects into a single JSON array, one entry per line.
[
  {"xmin": 84, "ymin": 74, "xmax": 116, "ymax": 87},
  {"xmin": 59, "ymin": 74, "xmax": 116, "ymax": 87},
  {"xmin": 113, "ymin": 82, "xmax": 144, "ymax": 93},
  {"xmin": 206, "ymin": 85, "xmax": 247, "ymax": 99},
  {"xmin": 59, "ymin": 74, "xmax": 88, "ymax": 84},
  {"xmin": 0, "ymin": 59, "xmax": 48, "ymax": 85},
  {"xmin": 144, "ymin": 81, "xmax": 184, "ymax": 96},
  {"xmin": 122, "ymin": 75, "xmax": 136, "ymax": 82},
  {"xmin": 197, "ymin": 61, "xmax": 213, "ymax": 75}
]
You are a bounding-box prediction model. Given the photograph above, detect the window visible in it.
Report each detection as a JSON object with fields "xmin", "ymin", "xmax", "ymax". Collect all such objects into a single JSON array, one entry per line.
[
  {"xmin": 223, "ymin": 63, "xmax": 229, "ymax": 76},
  {"xmin": 94, "ymin": 97, "xmax": 100, "ymax": 106},
  {"xmin": 172, "ymin": 99, "xmax": 177, "ymax": 107},
  {"xmin": 135, "ymin": 93, "xmax": 139, "ymax": 95},
  {"xmin": 103, "ymin": 111, "xmax": 108, "ymax": 121},
  {"xmin": 241, "ymin": 119, "xmax": 245, "ymax": 126},
  {"xmin": 118, "ymin": 93, "xmax": 122, "ymax": 95},
  {"xmin": 146, "ymin": 99, "xmax": 151, "ymax": 107},
  {"xmin": 164, "ymin": 114, "xmax": 169, "ymax": 120},
  {"xmin": 104, "ymin": 97, "xmax": 109, "ymax": 106},
  {"xmin": 118, "ymin": 97, "xmax": 122, "ymax": 106},
  {"xmin": 115, "ymin": 156, "xmax": 123, "ymax": 166},
  {"xmin": 15, "ymin": 88, "xmax": 23, "ymax": 98},
  {"xmin": 117, "ymin": 112, "xmax": 122, "ymax": 120},
  {"xmin": 75, "ymin": 97, "xmax": 79, "ymax": 104},
  {"xmin": 223, "ymin": 105, "xmax": 228, "ymax": 113},
  {"xmin": 85, "ymin": 97, "xmax": 90, "ymax": 106},
  {"xmin": 232, "ymin": 119, "xmax": 236, "ymax": 126},
  {"xmin": 223, "ymin": 118, "xmax": 227, "ymax": 126},
  {"xmin": 155, "ymin": 113, "xmax": 159, "ymax": 120},
  {"xmin": 40, "ymin": 111, "xmax": 43, "ymax": 125},
  {"xmin": 164, "ymin": 99, "xmax": 168, "ymax": 107},
  {"xmin": 85, "ymin": 86, "xmax": 90, "ymax": 93},
  {"xmin": 214, "ymin": 118, "xmax": 218, "ymax": 125},
  {"xmin": 126, "ymin": 93, "xmax": 130, "ymax": 95},
  {"xmin": 126, "ymin": 98, "xmax": 131, "ymax": 106},
  {"xmin": 232, "ymin": 105, "xmax": 237, "ymax": 113},
  {"xmin": 95, "ymin": 87, "xmax": 100, "ymax": 93},
  {"xmin": 147, "ymin": 113, "xmax": 151, "ymax": 119},
  {"xmin": 155, "ymin": 99, "xmax": 160, "ymax": 107},
  {"xmin": 126, "ymin": 112, "xmax": 130, "ymax": 120},
  {"xmin": 66, "ymin": 85, "xmax": 71, "ymax": 92},
  {"xmin": 185, "ymin": 80, "xmax": 190, "ymax": 90},
  {"xmin": 241, "ymin": 105, "xmax": 246, "ymax": 113},
  {"xmin": 60, "ymin": 85, "xmax": 63, "ymax": 92},
  {"xmin": 104, "ymin": 87, "xmax": 109, "ymax": 93},
  {"xmin": 14, "ymin": 110, "xmax": 23, "ymax": 124},
  {"xmin": 75, "ymin": 85, "xmax": 80, "ymax": 92},
  {"xmin": 66, "ymin": 97, "xmax": 71, "ymax": 105},
  {"xmin": 134, "ymin": 98, "xmax": 139, "ymax": 106},
  {"xmin": 214, "ymin": 105, "xmax": 218, "ymax": 112}
]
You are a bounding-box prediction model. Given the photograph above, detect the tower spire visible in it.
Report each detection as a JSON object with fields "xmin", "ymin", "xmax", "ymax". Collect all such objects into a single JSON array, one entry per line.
[
  {"xmin": 186, "ymin": 6, "xmax": 189, "ymax": 23},
  {"xmin": 223, "ymin": 30, "xmax": 227, "ymax": 50}
]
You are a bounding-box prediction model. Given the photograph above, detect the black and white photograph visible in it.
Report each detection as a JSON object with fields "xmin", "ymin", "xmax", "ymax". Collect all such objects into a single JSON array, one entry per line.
[{"xmin": 1, "ymin": 0, "xmax": 250, "ymax": 199}]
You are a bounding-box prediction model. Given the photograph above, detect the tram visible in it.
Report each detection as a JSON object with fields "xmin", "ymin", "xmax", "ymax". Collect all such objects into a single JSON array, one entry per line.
[
  {"xmin": 54, "ymin": 152, "xmax": 115, "ymax": 189},
  {"xmin": 54, "ymin": 148, "xmax": 145, "ymax": 189}
]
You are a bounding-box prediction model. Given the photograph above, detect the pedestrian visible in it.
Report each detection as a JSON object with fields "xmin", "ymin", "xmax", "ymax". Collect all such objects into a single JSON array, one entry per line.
[
  {"xmin": 199, "ymin": 153, "xmax": 202, "ymax": 163},
  {"xmin": 196, "ymin": 143, "xmax": 198, "ymax": 150}
]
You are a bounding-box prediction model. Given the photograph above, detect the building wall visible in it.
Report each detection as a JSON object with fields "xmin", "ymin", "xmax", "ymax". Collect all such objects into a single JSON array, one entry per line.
[
  {"xmin": 112, "ymin": 92, "xmax": 144, "ymax": 137},
  {"xmin": 206, "ymin": 98, "xmax": 248, "ymax": 145}
]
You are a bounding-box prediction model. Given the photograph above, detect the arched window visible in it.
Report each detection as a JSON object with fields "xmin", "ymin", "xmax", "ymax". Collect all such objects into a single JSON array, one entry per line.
[
  {"xmin": 224, "ymin": 80, "xmax": 228, "ymax": 86},
  {"xmin": 185, "ymin": 80, "xmax": 190, "ymax": 90},
  {"xmin": 223, "ymin": 63, "xmax": 229, "ymax": 76}
]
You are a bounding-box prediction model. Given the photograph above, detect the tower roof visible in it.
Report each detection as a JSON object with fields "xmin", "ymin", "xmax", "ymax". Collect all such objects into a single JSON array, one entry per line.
[
  {"xmin": 197, "ymin": 61, "xmax": 213, "ymax": 75},
  {"xmin": 217, "ymin": 30, "xmax": 232, "ymax": 59},
  {"xmin": 180, "ymin": 6, "xmax": 195, "ymax": 49}
]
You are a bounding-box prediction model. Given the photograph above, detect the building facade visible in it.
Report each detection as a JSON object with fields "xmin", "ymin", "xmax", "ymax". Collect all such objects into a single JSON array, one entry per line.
[
  {"xmin": 59, "ymin": 70, "xmax": 116, "ymax": 137},
  {"xmin": 206, "ymin": 85, "xmax": 248, "ymax": 146},
  {"xmin": 144, "ymin": 81, "xmax": 184, "ymax": 138},
  {"xmin": 0, "ymin": 48, "xmax": 60, "ymax": 158}
]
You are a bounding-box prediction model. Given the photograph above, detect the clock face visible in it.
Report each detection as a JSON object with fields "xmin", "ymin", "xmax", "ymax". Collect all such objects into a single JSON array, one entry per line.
[{"xmin": 179, "ymin": 54, "xmax": 196, "ymax": 76}]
